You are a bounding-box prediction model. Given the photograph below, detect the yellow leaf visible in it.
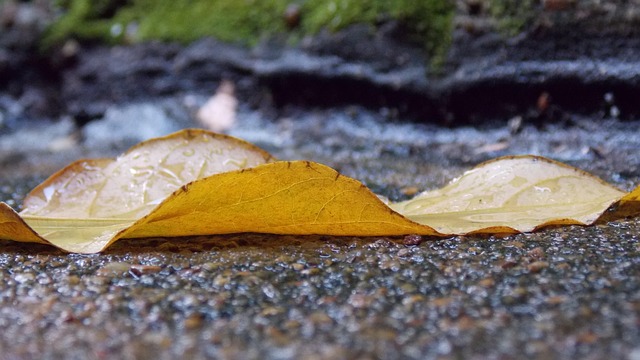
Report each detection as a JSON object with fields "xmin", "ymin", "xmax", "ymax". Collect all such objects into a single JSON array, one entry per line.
[
  {"xmin": 0, "ymin": 203, "xmax": 46, "ymax": 244},
  {"xmin": 0, "ymin": 129, "xmax": 638, "ymax": 253},
  {"xmin": 119, "ymin": 161, "xmax": 436, "ymax": 241}
]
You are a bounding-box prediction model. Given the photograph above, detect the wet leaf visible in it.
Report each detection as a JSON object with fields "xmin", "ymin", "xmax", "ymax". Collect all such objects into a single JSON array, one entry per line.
[
  {"xmin": 0, "ymin": 129, "xmax": 638, "ymax": 253},
  {"xmin": 0, "ymin": 129, "xmax": 274, "ymax": 253},
  {"xmin": 389, "ymin": 156, "xmax": 631, "ymax": 234}
]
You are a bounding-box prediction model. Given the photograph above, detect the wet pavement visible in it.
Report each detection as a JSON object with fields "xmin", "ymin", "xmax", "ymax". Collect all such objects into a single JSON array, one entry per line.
[{"xmin": 1, "ymin": 102, "xmax": 640, "ymax": 359}]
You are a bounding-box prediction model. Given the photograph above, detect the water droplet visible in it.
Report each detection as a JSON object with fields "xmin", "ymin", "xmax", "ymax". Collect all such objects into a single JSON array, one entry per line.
[
  {"xmin": 223, "ymin": 158, "xmax": 248, "ymax": 168},
  {"xmin": 182, "ymin": 149, "xmax": 195, "ymax": 157},
  {"xmin": 43, "ymin": 186, "xmax": 56, "ymax": 202}
]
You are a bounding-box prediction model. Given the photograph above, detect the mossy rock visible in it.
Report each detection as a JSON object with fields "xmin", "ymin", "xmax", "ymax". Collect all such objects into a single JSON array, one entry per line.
[{"xmin": 43, "ymin": 0, "xmax": 455, "ymax": 64}]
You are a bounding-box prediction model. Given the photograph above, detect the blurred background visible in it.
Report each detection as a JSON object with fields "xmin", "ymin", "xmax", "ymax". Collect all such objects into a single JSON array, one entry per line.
[{"xmin": 1, "ymin": 0, "xmax": 640, "ymax": 189}]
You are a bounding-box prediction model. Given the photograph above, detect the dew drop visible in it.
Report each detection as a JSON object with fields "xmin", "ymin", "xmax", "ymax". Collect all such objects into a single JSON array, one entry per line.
[
  {"xmin": 223, "ymin": 158, "xmax": 248, "ymax": 168},
  {"xmin": 43, "ymin": 186, "xmax": 56, "ymax": 202},
  {"xmin": 182, "ymin": 149, "xmax": 195, "ymax": 157}
]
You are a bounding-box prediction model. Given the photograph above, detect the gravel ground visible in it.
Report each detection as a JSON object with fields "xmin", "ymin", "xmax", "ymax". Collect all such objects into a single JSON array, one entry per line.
[{"xmin": 1, "ymin": 104, "xmax": 640, "ymax": 359}]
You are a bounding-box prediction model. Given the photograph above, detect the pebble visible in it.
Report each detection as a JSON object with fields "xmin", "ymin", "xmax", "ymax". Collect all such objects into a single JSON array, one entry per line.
[
  {"xmin": 97, "ymin": 262, "xmax": 132, "ymax": 276},
  {"xmin": 397, "ymin": 248, "xmax": 412, "ymax": 257},
  {"xmin": 403, "ymin": 234, "xmax": 423, "ymax": 246},
  {"xmin": 477, "ymin": 278, "xmax": 495, "ymax": 288},
  {"xmin": 527, "ymin": 247, "xmax": 545, "ymax": 260},
  {"xmin": 183, "ymin": 313, "xmax": 203, "ymax": 329},
  {"xmin": 527, "ymin": 261, "xmax": 550, "ymax": 273},
  {"xmin": 13, "ymin": 273, "xmax": 35, "ymax": 283},
  {"xmin": 308, "ymin": 312, "xmax": 333, "ymax": 327},
  {"xmin": 402, "ymin": 295, "xmax": 426, "ymax": 307},
  {"xmin": 202, "ymin": 262, "xmax": 222, "ymax": 271},
  {"xmin": 348, "ymin": 293, "xmax": 373, "ymax": 308},
  {"xmin": 300, "ymin": 268, "xmax": 321, "ymax": 276},
  {"xmin": 129, "ymin": 264, "xmax": 162, "ymax": 276},
  {"xmin": 501, "ymin": 260, "xmax": 519, "ymax": 269}
]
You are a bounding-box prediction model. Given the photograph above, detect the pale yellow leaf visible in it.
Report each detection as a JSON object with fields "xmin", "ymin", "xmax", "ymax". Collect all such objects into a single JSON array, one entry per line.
[
  {"xmin": 389, "ymin": 156, "xmax": 628, "ymax": 234},
  {"xmin": 3, "ymin": 129, "xmax": 273, "ymax": 252}
]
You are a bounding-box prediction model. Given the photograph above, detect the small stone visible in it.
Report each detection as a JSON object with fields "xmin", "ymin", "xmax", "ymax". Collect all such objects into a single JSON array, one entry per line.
[
  {"xmin": 143, "ymin": 333, "xmax": 172, "ymax": 349},
  {"xmin": 183, "ymin": 313, "xmax": 203, "ymax": 329},
  {"xmin": 379, "ymin": 259, "xmax": 400, "ymax": 271},
  {"xmin": 309, "ymin": 312, "xmax": 332, "ymax": 325},
  {"xmin": 202, "ymin": 262, "xmax": 222, "ymax": 271},
  {"xmin": 501, "ymin": 260, "xmax": 519, "ymax": 269},
  {"xmin": 403, "ymin": 234, "xmax": 423, "ymax": 246},
  {"xmin": 478, "ymin": 278, "xmax": 495, "ymax": 288},
  {"xmin": 455, "ymin": 316, "xmax": 476, "ymax": 330},
  {"xmin": 527, "ymin": 261, "xmax": 549, "ymax": 273},
  {"xmin": 291, "ymin": 263, "xmax": 304, "ymax": 271},
  {"xmin": 14, "ymin": 273, "xmax": 35, "ymax": 284},
  {"xmin": 537, "ymin": 92, "xmax": 550, "ymax": 112},
  {"xmin": 260, "ymin": 307, "xmax": 283, "ymax": 317},
  {"xmin": 67, "ymin": 275, "xmax": 81, "ymax": 285},
  {"xmin": 402, "ymin": 294, "xmax": 425, "ymax": 307},
  {"xmin": 348, "ymin": 293, "xmax": 373, "ymax": 308},
  {"xmin": 213, "ymin": 274, "xmax": 230, "ymax": 287},
  {"xmin": 467, "ymin": 246, "xmax": 482, "ymax": 254},
  {"xmin": 400, "ymin": 283, "xmax": 417, "ymax": 293},
  {"xmin": 527, "ymin": 247, "xmax": 545, "ymax": 260},
  {"xmin": 265, "ymin": 326, "xmax": 290, "ymax": 346},
  {"xmin": 130, "ymin": 265, "xmax": 162, "ymax": 276},
  {"xmin": 431, "ymin": 297, "xmax": 453, "ymax": 308},
  {"xmin": 576, "ymin": 331, "xmax": 598, "ymax": 344},
  {"xmin": 283, "ymin": 319, "xmax": 301, "ymax": 329},
  {"xmin": 505, "ymin": 241, "xmax": 524, "ymax": 248},
  {"xmin": 397, "ymin": 248, "xmax": 411, "ymax": 258},
  {"xmin": 301, "ymin": 268, "xmax": 320, "ymax": 276},
  {"xmin": 546, "ymin": 295, "xmax": 567, "ymax": 305},
  {"xmin": 97, "ymin": 262, "xmax": 132, "ymax": 276}
]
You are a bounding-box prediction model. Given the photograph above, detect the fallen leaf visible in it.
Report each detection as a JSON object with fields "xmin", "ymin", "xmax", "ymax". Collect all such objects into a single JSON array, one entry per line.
[
  {"xmin": 389, "ymin": 156, "xmax": 634, "ymax": 234},
  {"xmin": 0, "ymin": 129, "xmax": 638, "ymax": 253},
  {"xmin": 0, "ymin": 129, "xmax": 273, "ymax": 253}
]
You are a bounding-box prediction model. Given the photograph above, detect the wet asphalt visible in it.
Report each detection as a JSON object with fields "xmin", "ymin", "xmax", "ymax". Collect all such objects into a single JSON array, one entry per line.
[{"xmin": 0, "ymin": 104, "xmax": 639, "ymax": 359}]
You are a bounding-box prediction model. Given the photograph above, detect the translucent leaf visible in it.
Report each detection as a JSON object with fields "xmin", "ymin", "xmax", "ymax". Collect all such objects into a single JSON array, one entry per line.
[
  {"xmin": 389, "ymin": 156, "xmax": 628, "ymax": 234},
  {"xmin": 1, "ymin": 129, "xmax": 273, "ymax": 253}
]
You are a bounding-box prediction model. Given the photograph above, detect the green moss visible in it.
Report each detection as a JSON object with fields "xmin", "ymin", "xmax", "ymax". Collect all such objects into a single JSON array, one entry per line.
[
  {"xmin": 113, "ymin": 0, "xmax": 291, "ymax": 44},
  {"xmin": 43, "ymin": 0, "xmax": 454, "ymax": 64},
  {"xmin": 301, "ymin": 0, "xmax": 454, "ymax": 65},
  {"xmin": 44, "ymin": 0, "xmax": 291, "ymax": 45},
  {"xmin": 488, "ymin": 0, "xmax": 539, "ymax": 36},
  {"xmin": 42, "ymin": 0, "xmax": 113, "ymax": 46}
]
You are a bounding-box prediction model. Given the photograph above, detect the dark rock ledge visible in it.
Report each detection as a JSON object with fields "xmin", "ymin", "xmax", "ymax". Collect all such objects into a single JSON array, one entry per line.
[{"xmin": 3, "ymin": 2, "xmax": 640, "ymax": 126}]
